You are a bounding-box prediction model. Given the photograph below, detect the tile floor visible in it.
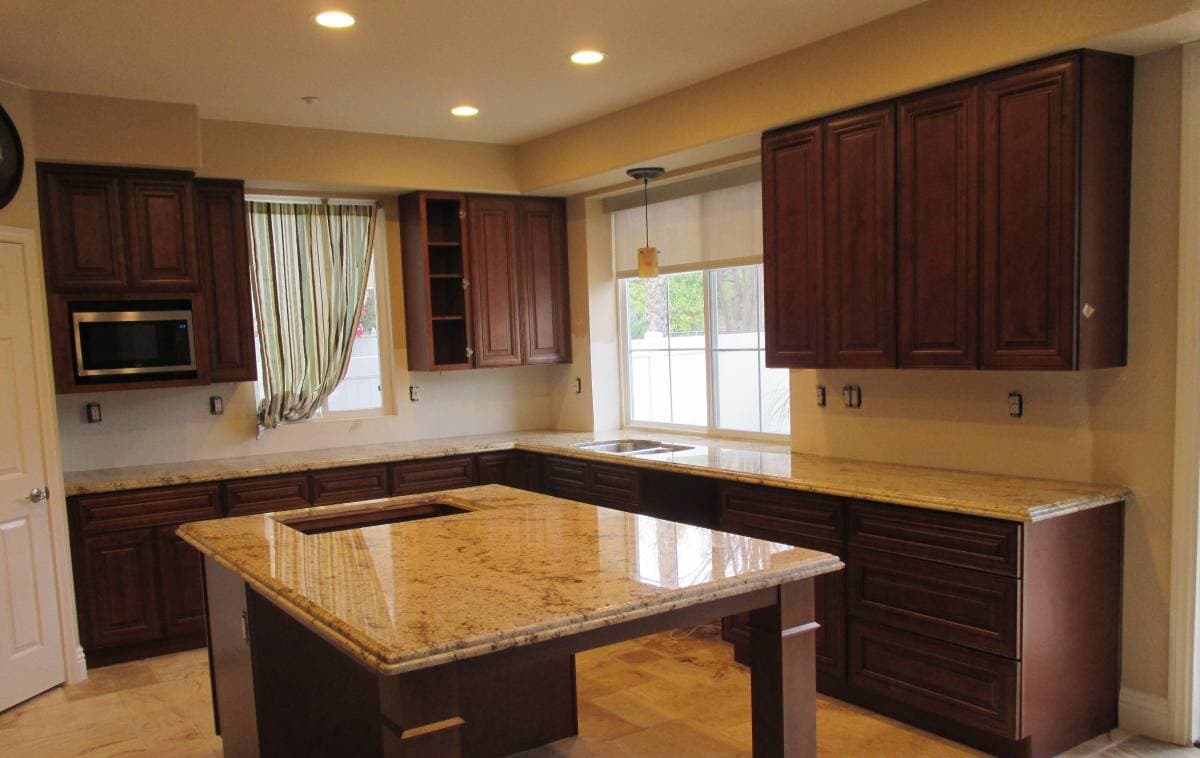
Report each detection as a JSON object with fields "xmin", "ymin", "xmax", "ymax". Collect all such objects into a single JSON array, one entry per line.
[{"xmin": 0, "ymin": 625, "xmax": 1195, "ymax": 757}]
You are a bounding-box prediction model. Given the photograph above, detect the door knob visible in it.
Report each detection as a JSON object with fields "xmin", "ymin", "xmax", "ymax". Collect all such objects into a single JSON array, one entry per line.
[{"xmin": 29, "ymin": 487, "xmax": 48, "ymax": 503}]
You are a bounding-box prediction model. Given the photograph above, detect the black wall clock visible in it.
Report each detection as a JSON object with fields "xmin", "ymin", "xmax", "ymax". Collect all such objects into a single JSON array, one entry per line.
[{"xmin": 0, "ymin": 103, "xmax": 24, "ymax": 210}]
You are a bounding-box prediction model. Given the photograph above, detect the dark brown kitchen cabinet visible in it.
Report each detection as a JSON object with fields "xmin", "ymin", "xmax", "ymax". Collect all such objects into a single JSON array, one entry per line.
[
  {"xmin": 762, "ymin": 50, "xmax": 1131, "ymax": 372},
  {"xmin": 399, "ymin": 192, "xmax": 474, "ymax": 371},
  {"xmin": 224, "ymin": 473, "xmax": 310, "ymax": 516},
  {"xmin": 519, "ymin": 198, "xmax": 572, "ymax": 364},
  {"xmin": 156, "ymin": 527, "xmax": 206, "ymax": 636},
  {"xmin": 400, "ymin": 191, "xmax": 570, "ymax": 371},
  {"xmin": 468, "ymin": 196, "xmax": 523, "ymax": 367},
  {"xmin": 124, "ymin": 174, "xmax": 200, "ymax": 290},
  {"xmin": 38, "ymin": 167, "xmax": 127, "ymax": 291},
  {"xmin": 310, "ymin": 465, "xmax": 390, "ymax": 505},
  {"xmin": 763, "ymin": 124, "xmax": 825, "ymax": 368},
  {"xmin": 197, "ymin": 179, "xmax": 256, "ymax": 382},
  {"xmin": 981, "ymin": 53, "xmax": 1131, "ymax": 369},
  {"xmin": 898, "ymin": 84, "xmax": 979, "ymax": 368},
  {"xmin": 39, "ymin": 164, "xmax": 199, "ymax": 293},
  {"xmin": 391, "ymin": 455, "xmax": 477, "ymax": 494},
  {"xmin": 824, "ymin": 105, "xmax": 896, "ymax": 368},
  {"xmin": 79, "ymin": 529, "xmax": 163, "ymax": 648},
  {"xmin": 38, "ymin": 163, "xmax": 258, "ymax": 393}
]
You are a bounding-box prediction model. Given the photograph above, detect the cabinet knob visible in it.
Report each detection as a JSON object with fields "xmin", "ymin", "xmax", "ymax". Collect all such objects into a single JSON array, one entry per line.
[
  {"xmin": 458, "ymin": 209, "xmax": 466, "ymax": 219},
  {"xmin": 462, "ymin": 279, "xmax": 470, "ymax": 290}
]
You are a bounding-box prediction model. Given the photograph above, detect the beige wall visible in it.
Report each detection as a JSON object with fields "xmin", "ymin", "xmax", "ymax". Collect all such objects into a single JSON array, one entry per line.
[
  {"xmin": 785, "ymin": 48, "xmax": 1182, "ymax": 701},
  {"xmin": 199, "ymin": 120, "xmax": 519, "ymax": 194},
  {"xmin": 517, "ymin": 0, "xmax": 1199, "ymax": 192},
  {"xmin": 0, "ymin": 80, "xmax": 39, "ymax": 230},
  {"xmin": 33, "ymin": 91, "xmax": 201, "ymax": 169}
]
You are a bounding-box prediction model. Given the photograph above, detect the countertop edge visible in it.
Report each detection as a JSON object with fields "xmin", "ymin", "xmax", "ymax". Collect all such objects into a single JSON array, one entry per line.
[
  {"xmin": 178, "ymin": 521, "xmax": 843, "ymax": 677},
  {"xmin": 83, "ymin": 433, "xmax": 1133, "ymax": 523}
]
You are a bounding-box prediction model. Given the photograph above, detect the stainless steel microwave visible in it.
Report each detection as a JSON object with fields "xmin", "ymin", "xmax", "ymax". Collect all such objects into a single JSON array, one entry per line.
[{"xmin": 72, "ymin": 309, "xmax": 197, "ymax": 378}]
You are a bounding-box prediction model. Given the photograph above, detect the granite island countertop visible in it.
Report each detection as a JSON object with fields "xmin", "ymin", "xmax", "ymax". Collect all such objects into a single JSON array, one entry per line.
[
  {"xmin": 66, "ymin": 429, "xmax": 1130, "ymax": 522},
  {"xmin": 177, "ymin": 484, "xmax": 843, "ymax": 675}
]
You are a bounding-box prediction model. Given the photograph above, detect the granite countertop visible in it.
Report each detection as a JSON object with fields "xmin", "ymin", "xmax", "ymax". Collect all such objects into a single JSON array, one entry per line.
[
  {"xmin": 178, "ymin": 484, "xmax": 843, "ymax": 675},
  {"xmin": 64, "ymin": 429, "xmax": 1130, "ymax": 523}
]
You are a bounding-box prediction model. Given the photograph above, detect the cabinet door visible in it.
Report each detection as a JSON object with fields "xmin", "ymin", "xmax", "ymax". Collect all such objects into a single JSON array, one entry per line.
[
  {"xmin": 762, "ymin": 125, "xmax": 825, "ymax": 367},
  {"xmin": 981, "ymin": 59, "xmax": 1078, "ymax": 369},
  {"xmin": 477, "ymin": 452, "xmax": 516, "ymax": 485},
  {"xmin": 125, "ymin": 174, "xmax": 201, "ymax": 290},
  {"xmin": 81, "ymin": 529, "xmax": 162, "ymax": 648},
  {"xmin": 898, "ymin": 85, "xmax": 980, "ymax": 368},
  {"xmin": 824, "ymin": 105, "xmax": 896, "ymax": 368},
  {"xmin": 467, "ymin": 196, "xmax": 523, "ymax": 367},
  {"xmin": 38, "ymin": 167, "xmax": 127, "ymax": 291},
  {"xmin": 518, "ymin": 198, "xmax": 571, "ymax": 365},
  {"xmin": 156, "ymin": 526, "xmax": 206, "ymax": 636},
  {"xmin": 197, "ymin": 180, "xmax": 256, "ymax": 381}
]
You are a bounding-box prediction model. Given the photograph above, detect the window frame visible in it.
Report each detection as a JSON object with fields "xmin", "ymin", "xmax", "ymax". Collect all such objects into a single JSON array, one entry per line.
[
  {"xmin": 249, "ymin": 197, "xmax": 395, "ymax": 422},
  {"xmin": 617, "ymin": 263, "xmax": 790, "ymax": 442}
]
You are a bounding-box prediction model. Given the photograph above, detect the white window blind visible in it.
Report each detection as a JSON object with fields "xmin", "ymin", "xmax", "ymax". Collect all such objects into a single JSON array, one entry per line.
[{"xmin": 612, "ymin": 181, "xmax": 763, "ymax": 275}]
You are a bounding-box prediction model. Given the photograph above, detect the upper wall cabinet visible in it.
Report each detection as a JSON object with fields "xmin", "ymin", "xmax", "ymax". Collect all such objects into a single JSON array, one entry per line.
[
  {"xmin": 763, "ymin": 50, "xmax": 1132, "ymax": 371},
  {"xmin": 196, "ymin": 179, "xmax": 256, "ymax": 382},
  {"xmin": 824, "ymin": 105, "xmax": 896, "ymax": 368},
  {"xmin": 897, "ymin": 84, "xmax": 980, "ymax": 368},
  {"xmin": 37, "ymin": 163, "xmax": 257, "ymax": 393},
  {"xmin": 400, "ymin": 191, "xmax": 570, "ymax": 372},
  {"xmin": 40, "ymin": 164, "xmax": 200, "ymax": 292}
]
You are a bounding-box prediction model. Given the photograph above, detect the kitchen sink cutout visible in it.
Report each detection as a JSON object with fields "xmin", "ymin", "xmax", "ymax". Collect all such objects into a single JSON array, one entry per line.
[
  {"xmin": 282, "ymin": 501, "xmax": 471, "ymax": 535},
  {"xmin": 573, "ymin": 439, "xmax": 692, "ymax": 455}
]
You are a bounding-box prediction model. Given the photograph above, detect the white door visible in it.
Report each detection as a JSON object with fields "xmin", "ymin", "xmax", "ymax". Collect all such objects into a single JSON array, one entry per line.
[{"xmin": 0, "ymin": 236, "xmax": 65, "ymax": 710}]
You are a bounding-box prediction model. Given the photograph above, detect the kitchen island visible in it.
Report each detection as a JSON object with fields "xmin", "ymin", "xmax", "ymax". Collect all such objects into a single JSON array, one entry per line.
[{"xmin": 178, "ymin": 484, "xmax": 843, "ymax": 757}]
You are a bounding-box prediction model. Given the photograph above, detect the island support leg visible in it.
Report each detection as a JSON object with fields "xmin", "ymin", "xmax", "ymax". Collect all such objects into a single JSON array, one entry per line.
[
  {"xmin": 379, "ymin": 662, "xmax": 465, "ymax": 757},
  {"xmin": 748, "ymin": 579, "xmax": 818, "ymax": 758}
]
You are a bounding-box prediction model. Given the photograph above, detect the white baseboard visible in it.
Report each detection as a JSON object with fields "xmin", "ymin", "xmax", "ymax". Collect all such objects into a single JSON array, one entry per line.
[
  {"xmin": 1119, "ymin": 687, "xmax": 1172, "ymax": 742},
  {"xmin": 67, "ymin": 645, "xmax": 88, "ymax": 684}
]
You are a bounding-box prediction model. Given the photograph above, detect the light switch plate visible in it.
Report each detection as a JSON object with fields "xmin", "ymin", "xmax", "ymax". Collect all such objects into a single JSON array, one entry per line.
[
  {"xmin": 209, "ymin": 396, "xmax": 224, "ymax": 415},
  {"xmin": 1009, "ymin": 392, "xmax": 1023, "ymax": 418}
]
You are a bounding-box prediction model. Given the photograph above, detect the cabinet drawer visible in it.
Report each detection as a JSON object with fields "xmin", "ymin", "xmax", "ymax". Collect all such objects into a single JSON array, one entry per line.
[
  {"xmin": 848, "ymin": 502, "xmax": 1020, "ymax": 576},
  {"xmin": 848, "ymin": 548, "xmax": 1019, "ymax": 657},
  {"xmin": 849, "ymin": 620, "xmax": 1018, "ymax": 738},
  {"xmin": 310, "ymin": 465, "xmax": 389, "ymax": 505},
  {"xmin": 391, "ymin": 456, "xmax": 477, "ymax": 495},
  {"xmin": 591, "ymin": 463, "xmax": 639, "ymax": 506},
  {"xmin": 225, "ymin": 474, "xmax": 311, "ymax": 516},
  {"xmin": 76, "ymin": 484, "xmax": 220, "ymax": 533},
  {"xmin": 721, "ymin": 483, "xmax": 843, "ymax": 543},
  {"xmin": 542, "ymin": 456, "xmax": 588, "ymax": 494}
]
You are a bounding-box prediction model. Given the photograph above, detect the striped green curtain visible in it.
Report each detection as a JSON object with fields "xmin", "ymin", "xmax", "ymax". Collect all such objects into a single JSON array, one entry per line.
[{"xmin": 247, "ymin": 202, "xmax": 377, "ymax": 430}]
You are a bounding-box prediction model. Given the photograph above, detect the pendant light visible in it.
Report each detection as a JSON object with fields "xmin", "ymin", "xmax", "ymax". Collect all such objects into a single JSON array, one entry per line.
[{"xmin": 627, "ymin": 166, "xmax": 665, "ymax": 278}]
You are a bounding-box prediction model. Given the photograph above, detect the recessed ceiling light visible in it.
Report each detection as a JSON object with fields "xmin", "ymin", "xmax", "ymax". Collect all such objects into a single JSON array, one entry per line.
[
  {"xmin": 570, "ymin": 50, "xmax": 605, "ymax": 65},
  {"xmin": 314, "ymin": 10, "xmax": 356, "ymax": 28},
  {"xmin": 451, "ymin": 105, "xmax": 479, "ymax": 117}
]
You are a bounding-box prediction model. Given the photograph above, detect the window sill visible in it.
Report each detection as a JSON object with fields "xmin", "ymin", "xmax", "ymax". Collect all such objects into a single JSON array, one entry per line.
[{"xmin": 622, "ymin": 421, "xmax": 790, "ymax": 445}]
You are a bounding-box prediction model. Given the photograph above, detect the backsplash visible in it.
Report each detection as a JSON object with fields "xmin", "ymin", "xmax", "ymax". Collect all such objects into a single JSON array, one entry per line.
[{"xmin": 56, "ymin": 358, "xmax": 562, "ymax": 471}]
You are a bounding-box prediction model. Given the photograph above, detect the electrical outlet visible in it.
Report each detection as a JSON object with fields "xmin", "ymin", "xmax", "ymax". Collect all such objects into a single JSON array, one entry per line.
[
  {"xmin": 409, "ymin": 385, "xmax": 421, "ymax": 403},
  {"xmin": 841, "ymin": 384, "xmax": 862, "ymax": 409},
  {"xmin": 1009, "ymin": 391, "xmax": 1023, "ymax": 418},
  {"xmin": 816, "ymin": 384, "xmax": 826, "ymax": 407},
  {"xmin": 209, "ymin": 396, "xmax": 224, "ymax": 415},
  {"xmin": 85, "ymin": 402, "xmax": 102, "ymax": 424}
]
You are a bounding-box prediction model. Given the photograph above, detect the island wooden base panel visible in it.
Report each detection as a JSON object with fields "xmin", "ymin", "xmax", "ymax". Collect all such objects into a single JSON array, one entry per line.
[{"xmin": 208, "ymin": 567, "xmax": 819, "ymax": 757}]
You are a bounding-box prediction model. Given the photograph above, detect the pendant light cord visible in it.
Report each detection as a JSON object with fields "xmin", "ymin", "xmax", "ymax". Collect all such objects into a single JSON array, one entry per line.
[{"xmin": 643, "ymin": 178, "xmax": 650, "ymax": 248}]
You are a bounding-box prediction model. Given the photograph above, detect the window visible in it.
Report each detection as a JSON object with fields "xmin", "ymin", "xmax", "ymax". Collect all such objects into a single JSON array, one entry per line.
[
  {"xmin": 620, "ymin": 263, "xmax": 790, "ymax": 436},
  {"xmin": 251, "ymin": 200, "xmax": 391, "ymax": 420}
]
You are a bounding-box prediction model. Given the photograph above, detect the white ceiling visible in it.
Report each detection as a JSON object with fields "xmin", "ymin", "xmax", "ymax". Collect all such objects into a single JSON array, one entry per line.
[{"xmin": 0, "ymin": 0, "xmax": 926, "ymax": 145}]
